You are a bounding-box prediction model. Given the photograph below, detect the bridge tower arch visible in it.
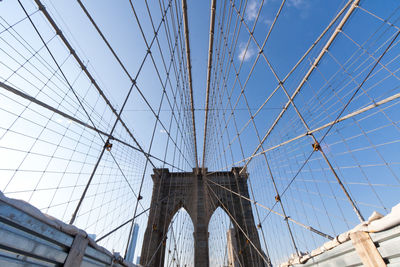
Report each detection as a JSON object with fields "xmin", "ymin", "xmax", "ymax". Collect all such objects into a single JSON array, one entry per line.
[{"xmin": 140, "ymin": 167, "xmax": 266, "ymax": 267}]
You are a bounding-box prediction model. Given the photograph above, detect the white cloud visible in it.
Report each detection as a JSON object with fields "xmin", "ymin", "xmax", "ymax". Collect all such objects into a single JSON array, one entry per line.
[
  {"xmin": 246, "ymin": 0, "xmax": 263, "ymax": 22},
  {"xmin": 160, "ymin": 129, "xmax": 167, "ymax": 133},
  {"xmin": 287, "ymin": 0, "xmax": 304, "ymax": 8},
  {"xmin": 264, "ymin": 18, "xmax": 273, "ymax": 27},
  {"xmin": 238, "ymin": 43, "xmax": 255, "ymax": 62},
  {"xmin": 287, "ymin": 0, "xmax": 310, "ymax": 18}
]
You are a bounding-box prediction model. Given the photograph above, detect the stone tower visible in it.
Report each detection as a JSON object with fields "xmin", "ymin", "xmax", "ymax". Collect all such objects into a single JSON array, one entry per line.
[{"xmin": 140, "ymin": 167, "xmax": 266, "ymax": 267}]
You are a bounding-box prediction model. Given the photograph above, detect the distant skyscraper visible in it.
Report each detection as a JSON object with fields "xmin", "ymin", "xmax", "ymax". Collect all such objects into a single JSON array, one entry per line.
[
  {"xmin": 126, "ymin": 223, "xmax": 139, "ymax": 263},
  {"xmin": 227, "ymin": 228, "xmax": 239, "ymax": 267}
]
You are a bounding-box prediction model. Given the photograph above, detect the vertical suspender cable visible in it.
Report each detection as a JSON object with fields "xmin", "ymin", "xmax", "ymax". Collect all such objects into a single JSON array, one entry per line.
[{"xmin": 240, "ymin": 0, "xmax": 360, "ymax": 174}]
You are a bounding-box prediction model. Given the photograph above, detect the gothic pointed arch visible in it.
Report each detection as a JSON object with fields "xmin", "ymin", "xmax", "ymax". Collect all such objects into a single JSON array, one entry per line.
[
  {"xmin": 141, "ymin": 168, "xmax": 266, "ymax": 267},
  {"xmin": 164, "ymin": 208, "xmax": 194, "ymax": 267}
]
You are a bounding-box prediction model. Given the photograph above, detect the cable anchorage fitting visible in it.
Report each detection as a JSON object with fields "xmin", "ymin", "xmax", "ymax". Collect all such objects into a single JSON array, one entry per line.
[
  {"xmin": 312, "ymin": 142, "xmax": 321, "ymax": 151},
  {"xmin": 104, "ymin": 140, "xmax": 113, "ymax": 151}
]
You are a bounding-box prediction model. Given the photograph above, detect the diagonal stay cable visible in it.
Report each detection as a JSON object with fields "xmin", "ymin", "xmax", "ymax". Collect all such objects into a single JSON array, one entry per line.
[
  {"xmin": 205, "ymin": 177, "xmax": 334, "ymax": 240},
  {"xmin": 237, "ymin": 0, "xmax": 360, "ymax": 174},
  {"xmin": 161, "ymin": 0, "xmax": 197, "ymax": 166},
  {"xmin": 216, "ymin": 0, "xmax": 354, "ymax": 153},
  {"xmin": 205, "ymin": 180, "xmax": 270, "ymax": 265},
  {"xmin": 261, "ymin": 28, "xmax": 400, "ymax": 224},
  {"xmin": 16, "ymin": 0, "xmax": 152, "ymax": 224},
  {"xmin": 95, "ymin": 195, "xmax": 169, "ymax": 243},
  {"xmin": 69, "ymin": 81, "xmax": 143, "ymax": 224},
  {"xmin": 205, "ymin": 90, "xmax": 400, "ymax": 175},
  {"xmin": 32, "ymin": 0, "xmax": 160, "ymax": 171},
  {"xmin": 0, "ymin": 10, "xmax": 40, "ymax": 35},
  {"xmin": 211, "ymin": 0, "xmax": 302, "ymax": 254},
  {"xmin": 205, "ymin": 0, "xmax": 359, "ymax": 176},
  {"xmin": 123, "ymin": 0, "xmax": 194, "ymax": 257},
  {"xmin": 126, "ymin": 0, "xmax": 194, "ymax": 167},
  {"xmin": 0, "ymin": 82, "xmax": 183, "ymax": 171}
]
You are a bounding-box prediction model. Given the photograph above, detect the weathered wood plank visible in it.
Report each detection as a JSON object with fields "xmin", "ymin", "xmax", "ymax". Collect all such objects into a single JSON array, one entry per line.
[
  {"xmin": 350, "ymin": 231, "xmax": 386, "ymax": 267},
  {"xmin": 64, "ymin": 234, "xmax": 89, "ymax": 267}
]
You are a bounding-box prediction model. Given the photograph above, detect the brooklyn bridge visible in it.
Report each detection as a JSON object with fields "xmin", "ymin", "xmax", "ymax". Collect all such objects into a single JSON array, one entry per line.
[{"xmin": 0, "ymin": 0, "xmax": 399, "ymax": 266}]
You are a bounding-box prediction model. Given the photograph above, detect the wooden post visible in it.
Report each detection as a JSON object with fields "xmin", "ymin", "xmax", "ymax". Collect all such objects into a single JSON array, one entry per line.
[
  {"xmin": 64, "ymin": 234, "xmax": 89, "ymax": 267},
  {"xmin": 350, "ymin": 231, "xmax": 386, "ymax": 267}
]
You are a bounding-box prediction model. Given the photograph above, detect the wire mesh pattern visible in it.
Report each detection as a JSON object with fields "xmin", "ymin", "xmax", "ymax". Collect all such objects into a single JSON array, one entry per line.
[
  {"xmin": 0, "ymin": 0, "xmax": 196, "ymax": 262},
  {"xmin": 203, "ymin": 0, "xmax": 400, "ymax": 265},
  {"xmin": 1, "ymin": 0, "xmax": 400, "ymax": 266}
]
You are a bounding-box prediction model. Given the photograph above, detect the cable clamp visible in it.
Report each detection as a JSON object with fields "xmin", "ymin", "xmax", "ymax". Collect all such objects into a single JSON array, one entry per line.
[
  {"xmin": 312, "ymin": 142, "xmax": 321, "ymax": 151},
  {"xmin": 104, "ymin": 140, "xmax": 112, "ymax": 151},
  {"xmin": 275, "ymin": 194, "xmax": 280, "ymax": 202}
]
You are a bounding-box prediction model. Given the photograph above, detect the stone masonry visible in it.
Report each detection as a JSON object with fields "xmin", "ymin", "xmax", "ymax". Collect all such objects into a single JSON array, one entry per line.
[{"xmin": 140, "ymin": 167, "xmax": 266, "ymax": 267}]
